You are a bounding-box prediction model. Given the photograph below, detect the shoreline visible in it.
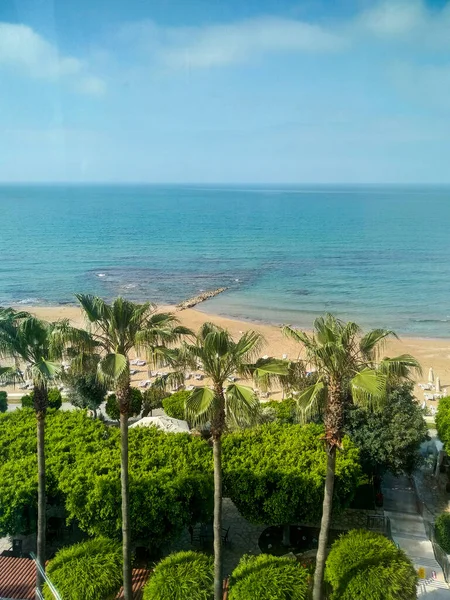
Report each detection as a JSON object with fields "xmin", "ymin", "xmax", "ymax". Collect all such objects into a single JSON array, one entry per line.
[{"xmin": 4, "ymin": 303, "xmax": 450, "ymax": 404}]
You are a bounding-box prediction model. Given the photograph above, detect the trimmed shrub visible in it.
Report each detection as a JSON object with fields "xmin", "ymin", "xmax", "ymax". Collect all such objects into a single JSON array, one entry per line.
[
  {"xmin": 143, "ymin": 551, "xmax": 213, "ymax": 600},
  {"xmin": 43, "ymin": 537, "xmax": 122, "ymax": 600},
  {"xmin": 228, "ymin": 553, "xmax": 309, "ymax": 600},
  {"xmin": 105, "ymin": 388, "xmax": 142, "ymax": 421},
  {"xmin": 47, "ymin": 388, "xmax": 62, "ymax": 410},
  {"xmin": 325, "ymin": 529, "xmax": 418, "ymax": 600},
  {"xmin": 21, "ymin": 394, "xmax": 34, "ymax": 408},
  {"xmin": 162, "ymin": 391, "xmax": 191, "ymax": 421},
  {"xmin": 0, "ymin": 391, "xmax": 7, "ymax": 413},
  {"xmin": 261, "ymin": 398, "xmax": 297, "ymax": 424},
  {"xmin": 142, "ymin": 387, "xmax": 169, "ymax": 417},
  {"xmin": 436, "ymin": 396, "xmax": 450, "ymax": 449},
  {"xmin": 435, "ymin": 512, "xmax": 450, "ymax": 553}
]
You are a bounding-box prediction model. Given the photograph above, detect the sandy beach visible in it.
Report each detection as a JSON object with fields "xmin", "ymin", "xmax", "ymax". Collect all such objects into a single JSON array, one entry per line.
[{"xmin": 3, "ymin": 304, "xmax": 450, "ymax": 404}]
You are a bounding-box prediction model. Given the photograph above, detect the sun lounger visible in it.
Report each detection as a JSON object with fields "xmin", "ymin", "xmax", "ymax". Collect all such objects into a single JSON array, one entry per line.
[
  {"xmin": 136, "ymin": 360, "xmax": 146, "ymax": 366},
  {"xmin": 194, "ymin": 374, "xmax": 203, "ymax": 380}
]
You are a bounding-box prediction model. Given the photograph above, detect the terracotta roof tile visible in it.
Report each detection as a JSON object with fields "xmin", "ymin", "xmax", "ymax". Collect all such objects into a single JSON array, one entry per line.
[
  {"xmin": 115, "ymin": 569, "xmax": 151, "ymax": 600},
  {"xmin": 0, "ymin": 556, "xmax": 36, "ymax": 600}
]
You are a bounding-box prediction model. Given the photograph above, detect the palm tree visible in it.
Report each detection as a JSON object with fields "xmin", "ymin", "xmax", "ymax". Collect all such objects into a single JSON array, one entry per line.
[
  {"xmin": 183, "ymin": 323, "xmax": 288, "ymax": 600},
  {"xmin": 282, "ymin": 314, "xmax": 421, "ymax": 600},
  {"xmin": 59, "ymin": 294, "xmax": 191, "ymax": 600},
  {"xmin": 0, "ymin": 309, "xmax": 63, "ymax": 596}
]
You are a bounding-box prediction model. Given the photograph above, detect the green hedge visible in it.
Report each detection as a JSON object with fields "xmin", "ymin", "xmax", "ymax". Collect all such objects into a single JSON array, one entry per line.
[
  {"xmin": 105, "ymin": 388, "xmax": 143, "ymax": 420},
  {"xmin": 43, "ymin": 538, "xmax": 122, "ymax": 600},
  {"xmin": 162, "ymin": 391, "xmax": 191, "ymax": 421},
  {"xmin": 0, "ymin": 391, "xmax": 7, "ymax": 413},
  {"xmin": 435, "ymin": 512, "xmax": 450, "ymax": 553},
  {"xmin": 21, "ymin": 388, "xmax": 62, "ymax": 410},
  {"xmin": 143, "ymin": 551, "xmax": 213, "ymax": 600},
  {"xmin": 436, "ymin": 396, "xmax": 450, "ymax": 449},
  {"xmin": 261, "ymin": 399, "xmax": 297, "ymax": 424},
  {"xmin": 325, "ymin": 529, "xmax": 417, "ymax": 600},
  {"xmin": 228, "ymin": 554, "xmax": 309, "ymax": 600}
]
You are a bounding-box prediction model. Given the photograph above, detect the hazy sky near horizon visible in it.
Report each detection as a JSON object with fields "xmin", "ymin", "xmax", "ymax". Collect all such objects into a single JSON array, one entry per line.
[{"xmin": 1, "ymin": 0, "xmax": 450, "ymax": 184}]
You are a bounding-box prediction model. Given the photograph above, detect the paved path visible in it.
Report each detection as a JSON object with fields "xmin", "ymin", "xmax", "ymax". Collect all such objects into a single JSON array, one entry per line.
[{"xmin": 382, "ymin": 474, "xmax": 450, "ymax": 598}]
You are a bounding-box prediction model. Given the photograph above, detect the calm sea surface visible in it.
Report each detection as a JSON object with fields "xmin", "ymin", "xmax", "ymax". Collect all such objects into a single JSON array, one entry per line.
[{"xmin": 1, "ymin": 184, "xmax": 449, "ymax": 337}]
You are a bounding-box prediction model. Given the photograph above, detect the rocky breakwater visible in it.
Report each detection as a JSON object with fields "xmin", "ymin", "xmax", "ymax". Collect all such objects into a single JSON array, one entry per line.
[{"xmin": 176, "ymin": 288, "xmax": 228, "ymax": 311}]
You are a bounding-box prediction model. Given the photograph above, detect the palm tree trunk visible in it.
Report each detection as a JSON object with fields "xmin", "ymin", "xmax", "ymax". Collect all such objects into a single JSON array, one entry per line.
[
  {"xmin": 213, "ymin": 433, "xmax": 223, "ymax": 600},
  {"xmin": 34, "ymin": 385, "xmax": 47, "ymax": 599},
  {"xmin": 312, "ymin": 444, "xmax": 336, "ymax": 600},
  {"xmin": 118, "ymin": 375, "xmax": 132, "ymax": 600},
  {"xmin": 36, "ymin": 411, "xmax": 46, "ymax": 597}
]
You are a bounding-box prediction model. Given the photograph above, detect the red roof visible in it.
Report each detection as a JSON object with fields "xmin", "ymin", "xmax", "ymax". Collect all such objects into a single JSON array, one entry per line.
[
  {"xmin": 0, "ymin": 557, "xmax": 150, "ymax": 600},
  {"xmin": 0, "ymin": 556, "xmax": 36, "ymax": 600},
  {"xmin": 115, "ymin": 569, "xmax": 151, "ymax": 600}
]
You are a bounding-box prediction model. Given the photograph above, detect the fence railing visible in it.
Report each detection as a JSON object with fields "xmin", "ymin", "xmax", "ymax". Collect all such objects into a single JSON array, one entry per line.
[
  {"xmin": 29, "ymin": 552, "xmax": 62, "ymax": 600},
  {"xmin": 366, "ymin": 515, "xmax": 393, "ymax": 541}
]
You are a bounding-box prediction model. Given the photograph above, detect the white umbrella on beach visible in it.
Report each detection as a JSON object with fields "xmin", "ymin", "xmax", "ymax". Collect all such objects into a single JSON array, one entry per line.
[
  {"xmin": 436, "ymin": 377, "xmax": 441, "ymax": 393},
  {"xmin": 428, "ymin": 367, "xmax": 435, "ymax": 385}
]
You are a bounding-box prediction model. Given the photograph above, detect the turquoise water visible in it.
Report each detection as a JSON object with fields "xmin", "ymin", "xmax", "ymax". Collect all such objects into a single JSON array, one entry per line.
[{"xmin": 1, "ymin": 184, "xmax": 450, "ymax": 337}]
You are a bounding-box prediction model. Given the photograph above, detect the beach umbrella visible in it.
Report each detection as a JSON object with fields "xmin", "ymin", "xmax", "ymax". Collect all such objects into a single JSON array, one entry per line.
[
  {"xmin": 129, "ymin": 415, "xmax": 190, "ymax": 434},
  {"xmin": 436, "ymin": 377, "xmax": 441, "ymax": 393},
  {"xmin": 428, "ymin": 367, "xmax": 435, "ymax": 384}
]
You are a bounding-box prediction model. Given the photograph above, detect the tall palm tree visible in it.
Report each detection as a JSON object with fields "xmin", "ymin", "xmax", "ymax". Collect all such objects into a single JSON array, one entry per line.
[
  {"xmin": 0, "ymin": 309, "xmax": 63, "ymax": 597},
  {"xmin": 183, "ymin": 323, "xmax": 288, "ymax": 600},
  {"xmin": 282, "ymin": 314, "xmax": 421, "ymax": 600},
  {"xmin": 59, "ymin": 295, "xmax": 191, "ymax": 600}
]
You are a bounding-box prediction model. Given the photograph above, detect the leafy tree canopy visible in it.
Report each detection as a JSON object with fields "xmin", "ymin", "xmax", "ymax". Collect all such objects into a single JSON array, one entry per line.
[
  {"xmin": 222, "ymin": 423, "xmax": 361, "ymax": 526},
  {"xmin": 436, "ymin": 395, "xmax": 450, "ymax": 449},
  {"xmin": 162, "ymin": 391, "xmax": 191, "ymax": 421},
  {"xmin": 345, "ymin": 383, "xmax": 427, "ymax": 476},
  {"xmin": 0, "ymin": 391, "xmax": 7, "ymax": 413},
  {"xmin": 142, "ymin": 386, "xmax": 169, "ymax": 417},
  {"xmin": 0, "ymin": 409, "xmax": 213, "ymax": 548},
  {"xmin": 66, "ymin": 373, "xmax": 106, "ymax": 413},
  {"xmin": 325, "ymin": 529, "xmax": 417, "ymax": 600},
  {"xmin": 105, "ymin": 388, "xmax": 143, "ymax": 421}
]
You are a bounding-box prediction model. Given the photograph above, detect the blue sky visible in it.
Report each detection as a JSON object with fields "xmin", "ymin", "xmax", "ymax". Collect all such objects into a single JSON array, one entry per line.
[{"xmin": 1, "ymin": 0, "xmax": 450, "ymax": 183}]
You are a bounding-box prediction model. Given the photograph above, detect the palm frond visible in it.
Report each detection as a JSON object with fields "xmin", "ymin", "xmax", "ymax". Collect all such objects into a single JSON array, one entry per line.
[
  {"xmin": 97, "ymin": 353, "xmax": 128, "ymax": 385},
  {"xmin": 185, "ymin": 386, "xmax": 216, "ymax": 426},
  {"xmin": 295, "ymin": 381, "xmax": 326, "ymax": 423},
  {"xmin": 225, "ymin": 384, "xmax": 260, "ymax": 428},
  {"xmin": 378, "ymin": 354, "xmax": 422, "ymax": 380},
  {"xmin": 350, "ymin": 368, "xmax": 387, "ymax": 409},
  {"xmin": 359, "ymin": 328, "xmax": 397, "ymax": 360}
]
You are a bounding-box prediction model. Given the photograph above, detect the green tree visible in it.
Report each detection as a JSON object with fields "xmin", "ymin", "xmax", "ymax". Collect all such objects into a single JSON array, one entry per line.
[
  {"xmin": 435, "ymin": 512, "xmax": 450, "ymax": 553},
  {"xmin": 283, "ymin": 314, "xmax": 421, "ymax": 600},
  {"xmin": 436, "ymin": 395, "xmax": 450, "ymax": 449},
  {"xmin": 345, "ymin": 383, "xmax": 427, "ymax": 477},
  {"xmin": 183, "ymin": 323, "xmax": 288, "ymax": 600},
  {"xmin": 56, "ymin": 295, "xmax": 191, "ymax": 600},
  {"xmin": 223, "ymin": 423, "xmax": 360, "ymax": 528},
  {"xmin": 143, "ymin": 551, "xmax": 214, "ymax": 600},
  {"xmin": 105, "ymin": 389, "xmax": 143, "ymax": 421},
  {"xmin": 0, "ymin": 391, "xmax": 7, "ymax": 413},
  {"xmin": 66, "ymin": 372, "xmax": 106, "ymax": 416},
  {"xmin": 162, "ymin": 390, "xmax": 191, "ymax": 420},
  {"xmin": 47, "ymin": 388, "xmax": 62, "ymax": 410},
  {"xmin": 325, "ymin": 529, "xmax": 417, "ymax": 599},
  {"xmin": 142, "ymin": 386, "xmax": 169, "ymax": 417},
  {"xmin": 43, "ymin": 538, "xmax": 123, "ymax": 600},
  {"xmin": 229, "ymin": 554, "xmax": 310, "ymax": 600},
  {"xmin": 0, "ymin": 309, "xmax": 64, "ymax": 593}
]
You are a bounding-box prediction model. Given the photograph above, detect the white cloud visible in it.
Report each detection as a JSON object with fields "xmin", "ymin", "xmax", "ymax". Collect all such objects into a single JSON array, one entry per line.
[
  {"xmin": 121, "ymin": 16, "xmax": 346, "ymax": 69},
  {"xmin": 0, "ymin": 22, "xmax": 105, "ymax": 95}
]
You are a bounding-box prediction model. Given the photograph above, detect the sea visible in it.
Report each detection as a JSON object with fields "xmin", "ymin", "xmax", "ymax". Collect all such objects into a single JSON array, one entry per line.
[{"xmin": 1, "ymin": 184, "xmax": 449, "ymax": 338}]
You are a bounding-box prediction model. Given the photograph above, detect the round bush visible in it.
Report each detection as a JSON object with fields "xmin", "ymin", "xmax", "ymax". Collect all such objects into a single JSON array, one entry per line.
[
  {"xmin": 325, "ymin": 529, "xmax": 418, "ymax": 600},
  {"xmin": 21, "ymin": 394, "xmax": 34, "ymax": 408},
  {"xmin": 0, "ymin": 391, "xmax": 7, "ymax": 413},
  {"xmin": 47, "ymin": 388, "xmax": 62, "ymax": 410},
  {"xmin": 435, "ymin": 512, "xmax": 450, "ymax": 553},
  {"xmin": 43, "ymin": 537, "xmax": 122, "ymax": 600},
  {"xmin": 162, "ymin": 391, "xmax": 190, "ymax": 421},
  {"xmin": 143, "ymin": 551, "xmax": 213, "ymax": 600},
  {"xmin": 228, "ymin": 554, "xmax": 309, "ymax": 600},
  {"xmin": 106, "ymin": 388, "xmax": 142, "ymax": 420}
]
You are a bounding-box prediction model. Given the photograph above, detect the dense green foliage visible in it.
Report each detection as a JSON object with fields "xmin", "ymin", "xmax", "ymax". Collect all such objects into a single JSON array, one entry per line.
[
  {"xmin": 105, "ymin": 388, "xmax": 143, "ymax": 420},
  {"xmin": 325, "ymin": 529, "xmax": 418, "ymax": 600},
  {"xmin": 435, "ymin": 512, "xmax": 450, "ymax": 553},
  {"xmin": 162, "ymin": 391, "xmax": 191, "ymax": 420},
  {"xmin": 142, "ymin": 387, "xmax": 169, "ymax": 417},
  {"xmin": 43, "ymin": 538, "xmax": 123, "ymax": 600},
  {"xmin": 47, "ymin": 388, "xmax": 62, "ymax": 410},
  {"xmin": 66, "ymin": 373, "xmax": 106, "ymax": 413},
  {"xmin": 223, "ymin": 423, "xmax": 361, "ymax": 525},
  {"xmin": 436, "ymin": 396, "xmax": 450, "ymax": 449},
  {"xmin": 228, "ymin": 554, "xmax": 309, "ymax": 600},
  {"xmin": 143, "ymin": 551, "xmax": 214, "ymax": 600},
  {"xmin": 0, "ymin": 391, "xmax": 7, "ymax": 413},
  {"xmin": 260, "ymin": 398, "xmax": 297, "ymax": 424},
  {"xmin": 0, "ymin": 409, "xmax": 213, "ymax": 547},
  {"xmin": 345, "ymin": 383, "xmax": 427, "ymax": 476},
  {"xmin": 20, "ymin": 388, "xmax": 62, "ymax": 410}
]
